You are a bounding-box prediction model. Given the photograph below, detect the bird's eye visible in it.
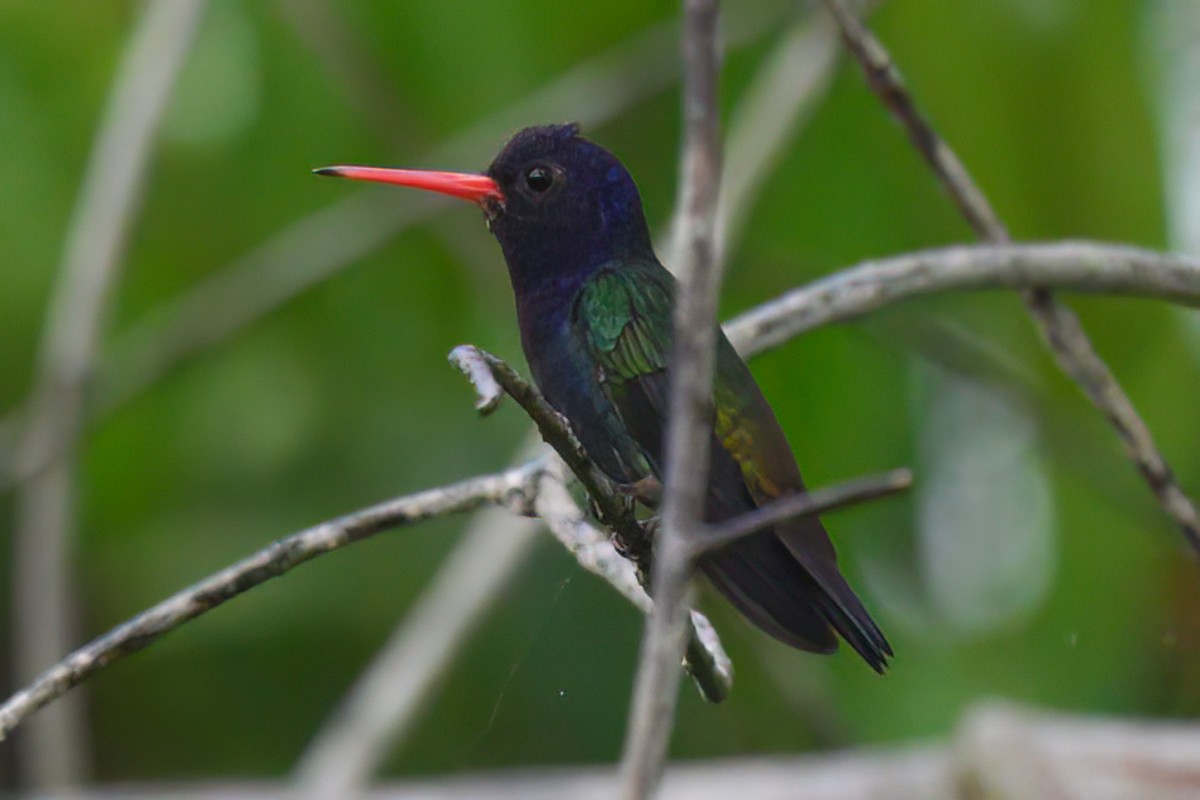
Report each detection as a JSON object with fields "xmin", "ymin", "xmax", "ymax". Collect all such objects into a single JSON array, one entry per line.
[{"xmin": 524, "ymin": 167, "xmax": 554, "ymax": 193}]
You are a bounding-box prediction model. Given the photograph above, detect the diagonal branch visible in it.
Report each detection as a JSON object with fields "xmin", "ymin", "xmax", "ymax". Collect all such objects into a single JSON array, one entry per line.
[
  {"xmin": 449, "ymin": 347, "xmax": 648, "ymax": 559},
  {"xmin": 621, "ymin": 2, "xmax": 724, "ymax": 798},
  {"xmin": 0, "ymin": 342, "xmax": 742, "ymax": 744},
  {"xmin": 0, "ymin": 462, "xmax": 543, "ymax": 743},
  {"xmin": 822, "ymin": 0, "xmax": 1200, "ymax": 550},
  {"xmin": 694, "ymin": 469, "xmax": 912, "ymax": 554},
  {"xmin": 821, "ymin": 1, "xmax": 1004, "ymax": 240},
  {"xmin": 449, "ymin": 346, "xmax": 732, "ymax": 703}
]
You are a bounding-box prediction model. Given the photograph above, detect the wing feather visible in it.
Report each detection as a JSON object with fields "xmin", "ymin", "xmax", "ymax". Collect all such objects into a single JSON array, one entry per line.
[{"xmin": 571, "ymin": 260, "xmax": 889, "ymax": 668}]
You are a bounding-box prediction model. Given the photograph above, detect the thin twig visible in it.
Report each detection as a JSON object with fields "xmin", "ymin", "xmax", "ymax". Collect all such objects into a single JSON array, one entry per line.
[
  {"xmin": 296, "ymin": 406, "xmax": 736, "ymax": 796},
  {"xmin": 534, "ymin": 463, "xmax": 652, "ymax": 611},
  {"xmin": 821, "ymin": 1, "xmax": 1004, "ymax": 240},
  {"xmin": 9, "ymin": 1, "xmax": 204, "ymax": 787},
  {"xmin": 695, "ymin": 469, "xmax": 912, "ymax": 554},
  {"xmin": 823, "ymin": 0, "xmax": 1200, "ymax": 549},
  {"xmin": 0, "ymin": 464, "xmax": 543, "ymax": 742},
  {"xmin": 448, "ymin": 347, "xmax": 732, "ymax": 702},
  {"xmin": 620, "ymin": 2, "xmax": 724, "ymax": 798},
  {"xmin": 448, "ymin": 346, "xmax": 505, "ymax": 414},
  {"xmin": 449, "ymin": 347, "xmax": 648, "ymax": 559}
]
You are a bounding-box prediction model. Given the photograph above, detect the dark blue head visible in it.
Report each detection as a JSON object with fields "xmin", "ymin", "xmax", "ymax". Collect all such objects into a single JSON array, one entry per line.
[
  {"xmin": 314, "ymin": 124, "xmax": 654, "ymax": 298},
  {"xmin": 483, "ymin": 124, "xmax": 653, "ymax": 292}
]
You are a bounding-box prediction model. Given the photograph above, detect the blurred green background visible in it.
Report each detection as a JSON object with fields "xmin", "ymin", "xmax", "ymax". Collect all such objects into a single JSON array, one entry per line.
[{"xmin": 1, "ymin": 0, "xmax": 1198, "ymax": 788}]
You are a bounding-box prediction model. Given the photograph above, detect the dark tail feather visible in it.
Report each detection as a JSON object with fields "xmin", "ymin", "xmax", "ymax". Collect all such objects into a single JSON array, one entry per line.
[
  {"xmin": 701, "ymin": 529, "xmax": 891, "ymax": 672},
  {"xmin": 805, "ymin": 573, "xmax": 891, "ymax": 673},
  {"xmin": 776, "ymin": 516, "xmax": 892, "ymax": 672},
  {"xmin": 700, "ymin": 532, "xmax": 836, "ymax": 653}
]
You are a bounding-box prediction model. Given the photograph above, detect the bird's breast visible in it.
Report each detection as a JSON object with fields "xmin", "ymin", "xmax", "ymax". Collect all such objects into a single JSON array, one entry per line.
[{"xmin": 514, "ymin": 292, "xmax": 647, "ymax": 484}]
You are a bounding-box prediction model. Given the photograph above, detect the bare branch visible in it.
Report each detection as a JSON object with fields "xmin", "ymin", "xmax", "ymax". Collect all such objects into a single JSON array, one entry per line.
[
  {"xmin": 725, "ymin": 241, "xmax": 1200, "ymax": 357},
  {"xmin": 0, "ymin": 464, "xmax": 542, "ymax": 743},
  {"xmin": 821, "ymin": 1, "xmax": 1004, "ymax": 240},
  {"xmin": 295, "ymin": 434, "xmax": 735, "ymax": 800},
  {"xmin": 535, "ymin": 462, "xmax": 654, "ymax": 614},
  {"xmin": 695, "ymin": 469, "xmax": 912, "ymax": 554},
  {"xmin": 0, "ymin": 429, "xmax": 729, "ymax": 752},
  {"xmin": 682, "ymin": 609, "xmax": 734, "ymax": 704},
  {"xmin": 1029, "ymin": 299, "xmax": 1200, "ymax": 547},
  {"xmin": 448, "ymin": 346, "xmax": 506, "ymax": 414},
  {"xmin": 448, "ymin": 348, "xmax": 732, "ymax": 703},
  {"xmin": 823, "ymin": 0, "xmax": 1200, "ymax": 549},
  {"xmin": 449, "ymin": 348, "xmax": 646, "ymax": 555},
  {"xmin": 9, "ymin": 1, "xmax": 204, "ymax": 786},
  {"xmin": 621, "ymin": 2, "xmax": 724, "ymax": 798}
]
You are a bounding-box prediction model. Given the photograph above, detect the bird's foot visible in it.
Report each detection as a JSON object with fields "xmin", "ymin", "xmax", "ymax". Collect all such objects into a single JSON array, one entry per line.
[{"xmin": 614, "ymin": 476, "xmax": 663, "ymax": 506}]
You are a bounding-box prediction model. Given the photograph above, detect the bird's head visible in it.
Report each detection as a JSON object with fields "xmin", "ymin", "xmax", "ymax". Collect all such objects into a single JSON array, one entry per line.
[{"xmin": 316, "ymin": 124, "xmax": 654, "ymax": 290}]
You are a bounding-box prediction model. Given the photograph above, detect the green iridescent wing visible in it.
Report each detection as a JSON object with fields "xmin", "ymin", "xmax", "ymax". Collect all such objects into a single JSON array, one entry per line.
[
  {"xmin": 575, "ymin": 259, "xmax": 813, "ymax": 512},
  {"xmin": 572, "ymin": 259, "xmax": 890, "ymax": 667}
]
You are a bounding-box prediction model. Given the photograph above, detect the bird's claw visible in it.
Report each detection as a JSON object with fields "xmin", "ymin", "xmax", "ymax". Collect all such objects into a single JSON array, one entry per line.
[{"xmin": 614, "ymin": 476, "xmax": 663, "ymax": 506}]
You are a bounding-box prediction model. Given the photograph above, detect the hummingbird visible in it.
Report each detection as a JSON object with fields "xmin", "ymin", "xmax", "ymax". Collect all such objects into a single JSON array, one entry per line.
[{"xmin": 316, "ymin": 124, "xmax": 890, "ymax": 671}]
